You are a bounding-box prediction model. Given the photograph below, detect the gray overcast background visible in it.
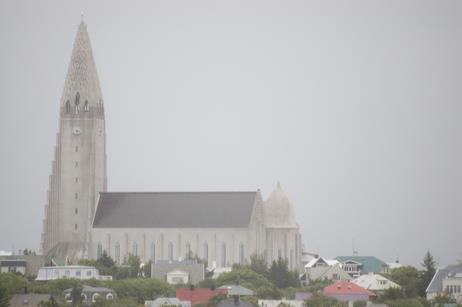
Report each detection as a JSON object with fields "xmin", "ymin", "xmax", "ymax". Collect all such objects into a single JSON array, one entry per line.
[{"xmin": 1, "ymin": 0, "xmax": 461, "ymax": 267}]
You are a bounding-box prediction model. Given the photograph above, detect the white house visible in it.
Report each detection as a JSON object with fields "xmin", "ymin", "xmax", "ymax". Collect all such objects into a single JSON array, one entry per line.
[
  {"xmin": 352, "ymin": 273, "xmax": 401, "ymax": 292},
  {"xmin": 36, "ymin": 265, "xmax": 111, "ymax": 281}
]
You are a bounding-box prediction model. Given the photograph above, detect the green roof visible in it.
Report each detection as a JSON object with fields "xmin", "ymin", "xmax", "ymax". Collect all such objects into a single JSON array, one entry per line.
[
  {"xmin": 335, "ymin": 256, "xmax": 387, "ymax": 273},
  {"xmin": 218, "ymin": 285, "xmax": 254, "ymax": 296}
]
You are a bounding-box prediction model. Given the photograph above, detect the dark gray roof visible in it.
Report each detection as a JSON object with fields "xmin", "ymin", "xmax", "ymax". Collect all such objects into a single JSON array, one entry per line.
[
  {"xmin": 93, "ymin": 192, "xmax": 257, "ymax": 228},
  {"xmin": 426, "ymin": 264, "xmax": 462, "ymax": 293}
]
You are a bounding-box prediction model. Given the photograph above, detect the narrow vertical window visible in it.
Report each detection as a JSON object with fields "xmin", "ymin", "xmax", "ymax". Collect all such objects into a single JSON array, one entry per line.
[
  {"xmin": 97, "ymin": 243, "xmax": 103, "ymax": 259},
  {"xmin": 65, "ymin": 100, "xmax": 71, "ymax": 113},
  {"xmin": 278, "ymin": 249, "xmax": 282, "ymax": 259},
  {"xmin": 75, "ymin": 208, "xmax": 78, "ymax": 215},
  {"xmin": 115, "ymin": 243, "xmax": 120, "ymax": 264},
  {"xmin": 84, "ymin": 100, "xmax": 89, "ymax": 112},
  {"xmin": 132, "ymin": 242, "xmax": 138, "ymax": 256},
  {"xmin": 290, "ymin": 249, "xmax": 294, "ymax": 270},
  {"xmin": 75, "ymin": 161, "xmax": 78, "ymax": 168},
  {"xmin": 203, "ymin": 243, "xmax": 208, "ymax": 263},
  {"xmin": 74, "ymin": 224, "xmax": 78, "ymax": 230},
  {"xmin": 150, "ymin": 242, "xmax": 156, "ymax": 263},
  {"xmin": 168, "ymin": 242, "xmax": 173, "ymax": 261},
  {"xmin": 75, "ymin": 146, "xmax": 78, "ymax": 152},
  {"xmin": 185, "ymin": 242, "xmax": 191, "ymax": 259},
  {"xmin": 75, "ymin": 92, "xmax": 80, "ymax": 113},
  {"xmin": 221, "ymin": 243, "xmax": 227, "ymax": 267},
  {"xmin": 75, "ymin": 177, "xmax": 78, "ymax": 183},
  {"xmin": 239, "ymin": 243, "xmax": 245, "ymax": 265},
  {"xmin": 74, "ymin": 193, "xmax": 78, "ymax": 199}
]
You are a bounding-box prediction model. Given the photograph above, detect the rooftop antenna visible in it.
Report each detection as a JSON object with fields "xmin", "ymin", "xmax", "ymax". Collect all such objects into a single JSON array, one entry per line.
[{"xmin": 352, "ymin": 239, "xmax": 358, "ymax": 255}]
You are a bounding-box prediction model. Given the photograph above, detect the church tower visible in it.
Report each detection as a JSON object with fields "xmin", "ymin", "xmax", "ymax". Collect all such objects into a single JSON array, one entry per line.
[{"xmin": 41, "ymin": 21, "xmax": 107, "ymax": 260}]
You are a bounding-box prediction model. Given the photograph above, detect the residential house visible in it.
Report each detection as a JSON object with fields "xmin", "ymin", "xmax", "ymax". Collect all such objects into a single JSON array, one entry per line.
[
  {"xmin": 176, "ymin": 288, "xmax": 227, "ymax": 305},
  {"xmin": 335, "ymin": 256, "xmax": 389, "ymax": 278},
  {"xmin": 305, "ymin": 263, "xmax": 351, "ymax": 283},
  {"xmin": 259, "ymin": 299, "xmax": 304, "ymax": 307},
  {"xmin": 36, "ymin": 265, "xmax": 111, "ymax": 281},
  {"xmin": 323, "ymin": 281, "xmax": 375, "ymax": 303},
  {"xmin": 352, "ymin": 273, "xmax": 400, "ymax": 293},
  {"xmin": 64, "ymin": 285, "xmax": 116, "ymax": 303},
  {"xmin": 145, "ymin": 297, "xmax": 191, "ymax": 307},
  {"xmin": 426, "ymin": 264, "xmax": 462, "ymax": 304},
  {"xmin": 152, "ymin": 260, "xmax": 205, "ymax": 285}
]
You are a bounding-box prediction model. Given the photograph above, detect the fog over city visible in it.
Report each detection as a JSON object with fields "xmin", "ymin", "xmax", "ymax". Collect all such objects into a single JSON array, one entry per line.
[{"xmin": 1, "ymin": 0, "xmax": 461, "ymax": 267}]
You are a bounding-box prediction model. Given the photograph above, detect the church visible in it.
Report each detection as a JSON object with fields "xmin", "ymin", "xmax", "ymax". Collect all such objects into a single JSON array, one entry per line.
[{"xmin": 41, "ymin": 21, "xmax": 303, "ymax": 271}]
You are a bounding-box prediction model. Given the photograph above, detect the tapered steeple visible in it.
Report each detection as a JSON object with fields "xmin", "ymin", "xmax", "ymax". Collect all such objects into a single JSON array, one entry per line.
[
  {"xmin": 41, "ymin": 21, "xmax": 107, "ymax": 261},
  {"xmin": 61, "ymin": 20, "xmax": 103, "ymax": 109}
]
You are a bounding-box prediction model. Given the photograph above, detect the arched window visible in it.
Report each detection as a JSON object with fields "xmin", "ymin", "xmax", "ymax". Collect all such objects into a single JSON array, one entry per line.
[
  {"xmin": 185, "ymin": 242, "xmax": 191, "ymax": 259},
  {"xmin": 168, "ymin": 242, "xmax": 174, "ymax": 261},
  {"xmin": 239, "ymin": 243, "xmax": 245, "ymax": 265},
  {"xmin": 278, "ymin": 249, "xmax": 282, "ymax": 259},
  {"xmin": 132, "ymin": 242, "xmax": 138, "ymax": 256},
  {"xmin": 150, "ymin": 242, "xmax": 156, "ymax": 263},
  {"xmin": 84, "ymin": 100, "xmax": 89, "ymax": 112},
  {"xmin": 290, "ymin": 249, "xmax": 294, "ymax": 270},
  {"xmin": 221, "ymin": 243, "xmax": 227, "ymax": 267},
  {"xmin": 65, "ymin": 100, "xmax": 71, "ymax": 113},
  {"xmin": 114, "ymin": 243, "xmax": 120, "ymax": 264},
  {"xmin": 97, "ymin": 243, "xmax": 103, "ymax": 259},
  {"xmin": 106, "ymin": 293, "xmax": 114, "ymax": 300},
  {"xmin": 203, "ymin": 243, "xmax": 208, "ymax": 263},
  {"xmin": 75, "ymin": 92, "xmax": 80, "ymax": 113},
  {"xmin": 92, "ymin": 293, "xmax": 100, "ymax": 303}
]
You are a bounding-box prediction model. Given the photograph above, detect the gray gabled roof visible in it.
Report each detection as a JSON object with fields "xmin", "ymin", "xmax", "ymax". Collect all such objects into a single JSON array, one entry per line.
[
  {"xmin": 93, "ymin": 192, "xmax": 257, "ymax": 228},
  {"xmin": 426, "ymin": 264, "xmax": 462, "ymax": 294}
]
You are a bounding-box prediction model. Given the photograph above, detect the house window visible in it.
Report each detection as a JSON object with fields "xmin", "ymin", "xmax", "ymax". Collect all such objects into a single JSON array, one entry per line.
[
  {"xmin": 97, "ymin": 243, "xmax": 103, "ymax": 259},
  {"xmin": 76, "ymin": 270, "xmax": 81, "ymax": 277},
  {"xmin": 132, "ymin": 242, "xmax": 138, "ymax": 256},
  {"xmin": 239, "ymin": 243, "xmax": 244, "ymax": 265},
  {"xmin": 106, "ymin": 293, "xmax": 114, "ymax": 300},
  {"xmin": 75, "ymin": 161, "xmax": 78, "ymax": 168},
  {"xmin": 65, "ymin": 270, "xmax": 70, "ymax": 276},
  {"xmin": 221, "ymin": 243, "xmax": 227, "ymax": 267},
  {"xmin": 168, "ymin": 242, "xmax": 173, "ymax": 261},
  {"xmin": 203, "ymin": 243, "xmax": 208, "ymax": 263},
  {"xmin": 114, "ymin": 243, "xmax": 120, "ymax": 264},
  {"xmin": 84, "ymin": 100, "xmax": 89, "ymax": 112},
  {"xmin": 150, "ymin": 242, "xmax": 155, "ymax": 263},
  {"xmin": 87, "ymin": 270, "xmax": 92, "ymax": 277},
  {"xmin": 75, "ymin": 177, "xmax": 78, "ymax": 183},
  {"xmin": 74, "ymin": 224, "xmax": 78, "ymax": 231},
  {"xmin": 75, "ymin": 193, "xmax": 78, "ymax": 199},
  {"xmin": 185, "ymin": 242, "xmax": 191, "ymax": 259},
  {"xmin": 75, "ymin": 208, "xmax": 78, "ymax": 215}
]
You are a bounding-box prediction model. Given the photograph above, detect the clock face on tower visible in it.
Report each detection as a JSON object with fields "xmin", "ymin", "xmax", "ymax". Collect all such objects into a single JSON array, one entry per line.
[{"xmin": 72, "ymin": 127, "xmax": 82, "ymax": 135}]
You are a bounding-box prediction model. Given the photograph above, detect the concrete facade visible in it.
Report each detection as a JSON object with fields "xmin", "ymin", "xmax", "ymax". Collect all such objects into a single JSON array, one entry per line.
[
  {"xmin": 41, "ymin": 21, "xmax": 302, "ymax": 271},
  {"xmin": 41, "ymin": 20, "xmax": 107, "ymax": 260}
]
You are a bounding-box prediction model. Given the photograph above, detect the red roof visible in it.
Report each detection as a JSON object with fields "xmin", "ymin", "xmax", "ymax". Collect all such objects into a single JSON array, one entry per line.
[
  {"xmin": 323, "ymin": 281, "xmax": 375, "ymax": 296},
  {"xmin": 176, "ymin": 288, "xmax": 227, "ymax": 305}
]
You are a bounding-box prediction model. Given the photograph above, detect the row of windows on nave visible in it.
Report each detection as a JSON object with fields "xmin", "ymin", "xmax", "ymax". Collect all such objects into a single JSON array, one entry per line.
[{"xmin": 97, "ymin": 241, "xmax": 246, "ymax": 267}]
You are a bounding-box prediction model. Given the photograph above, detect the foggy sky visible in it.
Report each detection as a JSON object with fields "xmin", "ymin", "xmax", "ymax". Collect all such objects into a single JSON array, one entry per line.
[{"xmin": 1, "ymin": 0, "xmax": 461, "ymax": 267}]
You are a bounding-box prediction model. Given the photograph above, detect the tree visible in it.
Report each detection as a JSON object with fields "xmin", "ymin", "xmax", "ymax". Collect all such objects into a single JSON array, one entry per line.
[
  {"xmin": 215, "ymin": 267, "xmax": 274, "ymax": 290},
  {"xmin": 123, "ymin": 255, "xmax": 141, "ymax": 278},
  {"xmin": 207, "ymin": 293, "xmax": 227, "ymax": 307},
  {"xmin": 268, "ymin": 258, "xmax": 300, "ymax": 288},
  {"xmin": 249, "ymin": 254, "xmax": 268, "ymax": 277},
  {"xmin": 0, "ymin": 285, "xmax": 10, "ymax": 307},
  {"xmin": 377, "ymin": 287, "xmax": 406, "ymax": 301},
  {"xmin": 305, "ymin": 292, "xmax": 346, "ymax": 307},
  {"xmin": 71, "ymin": 285, "xmax": 83, "ymax": 306},
  {"xmin": 387, "ymin": 266, "xmax": 421, "ymax": 298},
  {"xmin": 420, "ymin": 251, "xmax": 436, "ymax": 296},
  {"xmin": 0, "ymin": 272, "xmax": 30, "ymax": 296},
  {"xmin": 141, "ymin": 260, "xmax": 152, "ymax": 278}
]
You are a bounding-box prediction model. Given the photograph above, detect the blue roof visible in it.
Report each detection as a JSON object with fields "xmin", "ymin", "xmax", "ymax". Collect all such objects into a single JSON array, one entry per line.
[{"xmin": 335, "ymin": 256, "xmax": 388, "ymax": 273}]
